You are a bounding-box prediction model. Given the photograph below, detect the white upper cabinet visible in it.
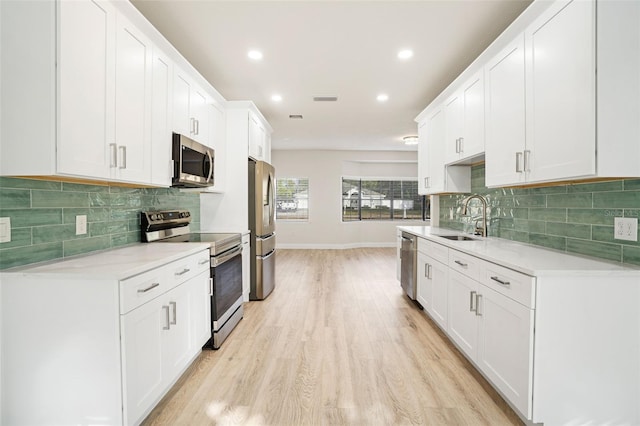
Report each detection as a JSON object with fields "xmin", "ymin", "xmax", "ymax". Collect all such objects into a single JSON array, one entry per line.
[
  {"xmin": 248, "ymin": 110, "xmax": 271, "ymax": 162},
  {"xmin": 444, "ymin": 71, "xmax": 485, "ymax": 165},
  {"xmin": 418, "ymin": 108, "xmax": 470, "ymax": 196},
  {"xmin": 524, "ymin": 0, "xmax": 596, "ymax": 183},
  {"xmin": 418, "ymin": 0, "xmax": 640, "ymax": 189},
  {"xmin": 56, "ymin": 0, "xmax": 115, "ymax": 180},
  {"xmin": 198, "ymin": 101, "xmax": 227, "ymax": 193},
  {"xmin": 112, "ymin": 14, "xmax": 153, "ymax": 183},
  {"xmin": 172, "ymin": 68, "xmax": 211, "ymax": 146},
  {"xmin": 485, "ymin": 35, "xmax": 527, "ymax": 187},
  {"xmin": 150, "ymin": 49, "xmax": 173, "ymax": 187}
]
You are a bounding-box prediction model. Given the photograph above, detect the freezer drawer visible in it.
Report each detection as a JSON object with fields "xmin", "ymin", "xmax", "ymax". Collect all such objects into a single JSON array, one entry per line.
[
  {"xmin": 256, "ymin": 233, "xmax": 276, "ymax": 256},
  {"xmin": 252, "ymin": 249, "xmax": 275, "ymax": 300}
]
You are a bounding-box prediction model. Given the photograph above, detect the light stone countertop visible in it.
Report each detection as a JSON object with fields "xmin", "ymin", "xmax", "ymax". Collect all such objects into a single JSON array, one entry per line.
[
  {"xmin": 398, "ymin": 226, "xmax": 640, "ymax": 277},
  {"xmin": 0, "ymin": 243, "xmax": 211, "ymax": 280}
]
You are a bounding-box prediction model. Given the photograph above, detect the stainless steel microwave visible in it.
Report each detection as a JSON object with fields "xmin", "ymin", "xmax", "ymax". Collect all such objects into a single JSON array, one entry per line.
[{"xmin": 172, "ymin": 133, "xmax": 214, "ymax": 188}]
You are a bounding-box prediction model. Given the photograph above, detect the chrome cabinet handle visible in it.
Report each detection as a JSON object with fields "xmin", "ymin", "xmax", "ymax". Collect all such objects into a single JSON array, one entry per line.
[
  {"xmin": 169, "ymin": 301, "xmax": 177, "ymax": 325},
  {"xmin": 454, "ymin": 260, "xmax": 468, "ymax": 267},
  {"xmin": 109, "ymin": 143, "xmax": 117, "ymax": 168},
  {"xmin": 516, "ymin": 152, "xmax": 523, "ymax": 173},
  {"xmin": 475, "ymin": 294, "xmax": 483, "ymax": 316},
  {"xmin": 190, "ymin": 117, "xmax": 195, "ymax": 134},
  {"xmin": 162, "ymin": 306, "xmax": 170, "ymax": 330},
  {"xmin": 175, "ymin": 268, "xmax": 190, "ymax": 276},
  {"xmin": 137, "ymin": 282, "xmax": 160, "ymax": 293},
  {"xmin": 459, "ymin": 137, "xmax": 464, "ymax": 153},
  {"xmin": 490, "ymin": 276, "xmax": 511, "ymax": 287},
  {"xmin": 118, "ymin": 145, "xmax": 127, "ymax": 169},
  {"xmin": 194, "ymin": 119, "xmax": 200, "ymax": 135},
  {"xmin": 198, "ymin": 258, "xmax": 209, "ymax": 265},
  {"xmin": 424, "ymin": 263, "xmax": 429, "ymax": 278},
  {"xmin": 524, "ymin": 150, "xmax": 531, "ymax": 172},
  {"xmin": 455, "ymin": 138, "xmax": 460, "ymax": 153},
  {"xmin": 469, "ymin": 291, "xmax": 477, "ymax": 312},
  {"xmin": 427, "ymin": 263, "xmax": 432, "ymax": 279},
  {"xmin": 424, "ymin": 177, "xmax": 430, "ymax": 188}
]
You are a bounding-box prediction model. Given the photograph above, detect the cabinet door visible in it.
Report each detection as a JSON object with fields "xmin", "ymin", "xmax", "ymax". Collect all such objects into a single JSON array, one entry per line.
[
  {"xmin": 417, "ymin": 120, "xmax": 429, "ymax": 195},
  {"xmin": 461, "ymin": 71, "xmax": 485, "ymax": 158},
  {"xmin": 57, "ymin": 0, "xmax": 114, "ymax": 179},
  {"xmin": 444, "ymin": 94, "xmax": 463, "ymax": 164},
  {"xmin": 121, "ymin": 297, "xmax": 164, "ymax": 426},
  {"xmin": 190, "ymin": 87, "xmax": 209, "ymax": 145},
  {"xmin": 447, "ymin": 269, "xmax": 478, "ymax": 360},
  {"xmin": 113, "ymin": 14, "xmax": 152, "ymax": 183},
  {"xmin": 189, "ymin": 271, "xmax": 212, "ymax": 350},
  {"xmin": 525, "ymin": 0, "xmax": 596, "ymax": 183},
  {"xmin": 150, "ymin": 49, "xmax": 173, "ymax": 186},
  {"xmin": 248, "ymin": 113, "xmax": 264, "ymax": 160},
  {"xmin": 485, "ymin": 35, "xmax": 526, "ymax": 187},
  {"xmin": 426, "ymin": 108, "xmax": 446, "ymax": 193},
  {"xmin": 428, "ymin": 258, "xmax": 449, "ymax": 331},
  {"xmin": 477, "ymin": 285, "xmax": 534, "ymax": 419},
  {"xmin": 173, "ymin": 71, "xmax": 191, "ymax": 136},
  {"xmin": 416, "ymin": 252, "xmax": 432, "ymax": 310},
  {"xmin": 162, "ymin": 281, "xmax": 193, "ymax": 378}
]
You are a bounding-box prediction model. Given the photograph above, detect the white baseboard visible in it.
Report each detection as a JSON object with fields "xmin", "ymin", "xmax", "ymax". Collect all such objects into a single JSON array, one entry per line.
[{"xmin": 276, "ymin": 242, "xmax": 396, "ymax": 250}]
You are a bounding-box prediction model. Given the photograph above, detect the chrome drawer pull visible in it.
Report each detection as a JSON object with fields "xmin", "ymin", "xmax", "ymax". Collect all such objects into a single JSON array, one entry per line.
[
  {"xmin": 490, "ymin": 276, "xmax": 511, "ymax": 287},
  {"xmin": 137, "ymin": 282, "xmax": 160, "ymax": 293},
  {"xmin": 476, "ymin": 294, "xmax": 483, "ymax": 316},
  {"xmin": 469, "ymin": 291, "xmax": 477, "ymax": 312},
  {"xmin": 198, "ymin": 258, "xmax": 209, "ymax": 265},
  {"xmin": 454, "ymin": 260, "xmax": 468, "ymax": 267},
  {"xmin": 175, "ymin": 268, "xmax": 190, "ymax": 276}
]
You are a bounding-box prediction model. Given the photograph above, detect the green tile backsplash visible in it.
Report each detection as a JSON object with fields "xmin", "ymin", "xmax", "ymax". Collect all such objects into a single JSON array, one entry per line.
[
  {"xmin": 439, "ymin": 164, "xmax": 640, "ymax": 266},
  {"xmin": 0, "ymin": 177, "xmax": 200, "ymax": 269}
]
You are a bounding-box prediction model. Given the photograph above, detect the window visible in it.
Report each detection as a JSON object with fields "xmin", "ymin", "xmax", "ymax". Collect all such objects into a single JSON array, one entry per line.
[
  {"xmin": 342, "ymin": 178, "xmax": 429, "ymax": 221},
  {"xmin": 276, "ymin": 177, "xmax": 309, "ymax": 221}
]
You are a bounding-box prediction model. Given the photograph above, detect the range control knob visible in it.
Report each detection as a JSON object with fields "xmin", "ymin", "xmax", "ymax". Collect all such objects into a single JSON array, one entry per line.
[{"xmin": 150, "ymin": 214, "xmax": 157, "ymax": 221}]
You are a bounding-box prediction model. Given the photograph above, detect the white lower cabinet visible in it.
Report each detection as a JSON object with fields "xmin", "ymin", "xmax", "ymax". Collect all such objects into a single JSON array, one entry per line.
[
  {"xmin": 412, "ymin": 236, "xmax": 535, "ymax": 419},
  {"xmin": 417, "ymin": 249, "xmax": 449, "ymax": 331},
  {"xmin": 0, "ymin": 248, "xmax": 211, "ymax": 426}
]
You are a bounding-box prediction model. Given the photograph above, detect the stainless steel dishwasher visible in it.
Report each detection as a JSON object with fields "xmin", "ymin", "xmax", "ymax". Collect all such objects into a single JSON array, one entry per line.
[{"xmin": 400, "ymin": 232, "xmax": 417, "ymax": 301}]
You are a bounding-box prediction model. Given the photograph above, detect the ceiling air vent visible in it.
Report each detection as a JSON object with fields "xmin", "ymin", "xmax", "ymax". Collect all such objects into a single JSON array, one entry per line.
[
  {"xmin": 289, "ymin": 114, "xmax": 303, "ymax": 119},
  {"xmin": 313, "ymin": 96, "xmax": 338, "ymax": 102}
]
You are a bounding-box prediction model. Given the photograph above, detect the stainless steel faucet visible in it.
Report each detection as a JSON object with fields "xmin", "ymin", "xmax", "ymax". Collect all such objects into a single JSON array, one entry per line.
[{"xmin": 461, "ymin": 194, "xmax": 489, "ymax": 237}]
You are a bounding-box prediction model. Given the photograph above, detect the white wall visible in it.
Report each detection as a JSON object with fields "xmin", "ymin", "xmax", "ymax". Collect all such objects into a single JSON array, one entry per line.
[{"xmin": 271, "ymin": 150, "xmax": 427, "ymax": 248}]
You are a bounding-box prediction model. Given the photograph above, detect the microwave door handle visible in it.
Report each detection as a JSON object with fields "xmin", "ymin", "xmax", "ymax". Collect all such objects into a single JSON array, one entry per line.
[{"xmin": 206, "ymin": 150, "xmax": 213, "ymax": 183}]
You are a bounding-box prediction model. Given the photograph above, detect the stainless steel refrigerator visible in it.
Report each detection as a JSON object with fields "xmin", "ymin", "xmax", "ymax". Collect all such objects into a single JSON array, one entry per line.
[{"xmin": 248, "ymin": 159, "xmax": 276, "ymax": 300}]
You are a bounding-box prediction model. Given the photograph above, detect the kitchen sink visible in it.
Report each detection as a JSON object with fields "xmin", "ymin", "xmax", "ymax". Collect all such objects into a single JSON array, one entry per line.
[{"xmin": 436, "ymin": 235, "xmax": 477, "ymax": 241}]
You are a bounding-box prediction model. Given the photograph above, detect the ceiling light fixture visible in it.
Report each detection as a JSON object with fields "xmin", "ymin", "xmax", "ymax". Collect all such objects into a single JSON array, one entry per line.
[
  {"xmin": 398, "ymin": 49, "xmax": 414, "ymax": 60},
  {"xmin": 247, "ymin": 50, "xmax": 263, "ymax": 61},
  {"xmin": 289, "ymin": 114, "xmax": 303, "ymax": 119},
  {"xmin": 377, "ymin": 94, "xmax": 389, "ymax": 102},
  {"xmin": 403, "ymin": 136, "xmax": 419, "ymax": 145},
  {"xmin": 271, "ymin": 94, "xmax": 282, "ymax": 102}
]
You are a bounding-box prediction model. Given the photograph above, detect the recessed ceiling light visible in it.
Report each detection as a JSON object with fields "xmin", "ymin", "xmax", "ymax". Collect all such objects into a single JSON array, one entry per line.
[
  {"xmin": 271, "ymin": 94, "xmax": 282, "ymax": 102},
  {"xmin": 403, "ymin": 136, "xmax": 419, "ymax": 145},
  {"xmin": 247, "ymin": 50, "xmax": 263, "ymax": 61},
  {"xmin": 377, "ymin": 94, "xmax": 389, "ymax": 102},
  {"xmin": 398, "ymin": 49, "xmax": 414, "ymax": 60}
]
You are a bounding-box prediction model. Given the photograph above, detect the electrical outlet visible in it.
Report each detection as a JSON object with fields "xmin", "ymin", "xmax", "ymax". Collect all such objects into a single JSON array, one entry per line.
[
  {"xmin": 0, "ymin": 217, "xmax": 11, "ymax": 243},
  {"xmin": 76, "ymin": 215, "xmax": 87, "ymax": 235},
  {"xmin": 614, "ymin": 217, "xmax": 638, "ymax": 242}
]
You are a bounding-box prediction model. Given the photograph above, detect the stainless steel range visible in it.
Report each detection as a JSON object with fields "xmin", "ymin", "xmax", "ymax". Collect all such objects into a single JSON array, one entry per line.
[{"xmin": 141, "ymin": 210, "xmax": 243, "ymax": 349}]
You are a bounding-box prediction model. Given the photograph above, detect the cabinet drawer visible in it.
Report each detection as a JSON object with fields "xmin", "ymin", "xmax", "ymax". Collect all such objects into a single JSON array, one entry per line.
[
  {"xmin": 449, "ymin": 249, "xmax": 483, "ymax": 281},
  {"xmin": 166, "ymin": 250, "xmax": 210, "ymax": 289},
  {"xmin": 482, "ymin": 263, "xmax": 536, "ymax": 308},
  {"xmin": 418, "ymin": 238, "xmax": 449, "ymax": 264},
  {"xmin": 120, "ymin": 250, "xmax": 210, "ymax": 314}
]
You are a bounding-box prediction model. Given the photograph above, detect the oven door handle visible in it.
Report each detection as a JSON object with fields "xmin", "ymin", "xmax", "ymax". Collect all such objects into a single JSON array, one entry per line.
[{"xmin": 211, "ymin": 245, "xmax": 243, "ymax": 267}]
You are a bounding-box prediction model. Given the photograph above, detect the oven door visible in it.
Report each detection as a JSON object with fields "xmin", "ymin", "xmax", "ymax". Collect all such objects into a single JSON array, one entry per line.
[{"xmin": 211, "ymin": 246, "xmax": 243, "ymax": 325}]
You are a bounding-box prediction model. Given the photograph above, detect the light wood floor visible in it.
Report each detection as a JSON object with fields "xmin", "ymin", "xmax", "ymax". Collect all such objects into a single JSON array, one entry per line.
[{"xmin": 143, "ymin": 248, "xmax": 523, "ymax": 426}]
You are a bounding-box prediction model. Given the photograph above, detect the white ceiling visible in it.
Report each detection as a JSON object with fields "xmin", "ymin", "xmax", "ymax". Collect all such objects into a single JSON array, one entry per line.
[{"xmin": 131, "ymin": 0, "xmax": 532, "ymax": 152}]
